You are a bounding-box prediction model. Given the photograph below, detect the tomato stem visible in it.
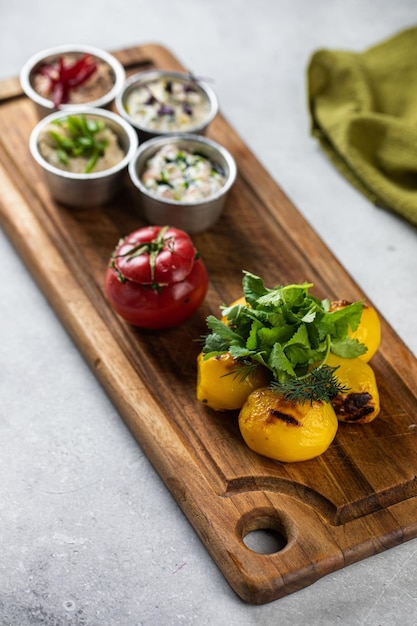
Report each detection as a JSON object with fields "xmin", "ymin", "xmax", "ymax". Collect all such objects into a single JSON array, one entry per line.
[{"xmin": 115, "ymin": 225, "xmax": 173, "ymax": 282}]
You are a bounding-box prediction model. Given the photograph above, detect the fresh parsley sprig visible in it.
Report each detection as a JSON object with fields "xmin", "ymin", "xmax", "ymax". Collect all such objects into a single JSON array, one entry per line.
[{"xmin": 202, "ymin": 271, "xmax": 367, "ymax": 403}]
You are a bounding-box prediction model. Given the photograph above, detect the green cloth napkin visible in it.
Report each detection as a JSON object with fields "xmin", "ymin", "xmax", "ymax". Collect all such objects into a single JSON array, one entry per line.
[{"xmin": 307, "ymin": 26, "xmax": 417, "ymax": 228}]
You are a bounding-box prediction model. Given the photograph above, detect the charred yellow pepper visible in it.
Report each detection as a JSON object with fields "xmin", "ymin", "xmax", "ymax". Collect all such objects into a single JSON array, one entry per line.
[
  {"xmin": 196, "ymin": 351, "xmax": 271, "ymax": 411},
  {"xmin": 327, "ymin": 353, "xmax": 380, "ymax": 423},
  {"xmin": 238, "ymin": 387, "xmax": 338, "ymax": 462},
  {"xmin": 197, "ymin": 273, "xmax": 383, "ymax": 464},
  {"xmin": 331, "ymin": 300, "xmax": 381, "ymax": 362}
]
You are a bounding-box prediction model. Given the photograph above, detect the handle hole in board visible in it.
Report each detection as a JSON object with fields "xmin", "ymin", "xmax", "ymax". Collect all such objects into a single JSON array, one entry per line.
[
  {"xmin": 243, "ymin": 528, "xmax": 287, "ymax": 554},
  {"xmin": 238, "ymin": 508, "xmax": 295, "ymax": 556}
]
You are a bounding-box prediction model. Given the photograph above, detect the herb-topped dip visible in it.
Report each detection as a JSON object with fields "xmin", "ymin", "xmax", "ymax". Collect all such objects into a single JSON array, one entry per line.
[
  {"xmin": 141, "ymin": 143, "xmax": 226, "ymax": 202},
  {"xmin": 124, "ymin": 74, "xmax": 213, "ymax": 133},
  {"xmin": 37, "ymin": 114, "xmax": 125, "ymax": 174}
]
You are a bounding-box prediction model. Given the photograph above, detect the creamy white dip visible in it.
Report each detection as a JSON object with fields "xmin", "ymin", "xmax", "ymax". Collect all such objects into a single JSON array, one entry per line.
[
  {"xmin": 141, "ymin": 144, "xmax": 226, "ymax": 202},
  {"xmin": 125, "ymin": 76, "xmax": 211, "ymax": 133}
]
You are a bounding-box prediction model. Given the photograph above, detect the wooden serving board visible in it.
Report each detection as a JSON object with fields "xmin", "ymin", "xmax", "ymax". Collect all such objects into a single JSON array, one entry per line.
[{"xmin": 1, "ymin": 44, "xmax": 417, "ymax": 605}]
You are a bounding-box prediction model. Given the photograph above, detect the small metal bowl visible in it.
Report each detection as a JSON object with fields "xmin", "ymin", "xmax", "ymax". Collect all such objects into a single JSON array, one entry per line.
[
  {"xmin": 128, "ymin": 134, "xmax": 237, "ymax": 234},
  {"xmin": 20, "ymin": 44, "xmax": 125, "ymax": 119},
  {"xmin": 29, "ymin": 107, "xmax": 138, "ymax": 208},
  {"xmin": 115, "ymin": 69, "xmax": 218, "ymax": 142}
]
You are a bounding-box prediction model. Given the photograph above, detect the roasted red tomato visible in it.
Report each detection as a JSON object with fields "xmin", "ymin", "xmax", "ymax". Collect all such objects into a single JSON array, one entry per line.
[{"xmin": 105, "ymin": 225, "xmax": 209, "ymax": 329}]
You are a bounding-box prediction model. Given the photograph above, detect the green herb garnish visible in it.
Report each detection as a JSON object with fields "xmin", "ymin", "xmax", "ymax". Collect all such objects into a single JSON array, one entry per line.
[
  {"xmin": 112, "ymin": 225, "xmax": 173, "ymax": 283},
  {"xmin": 49, "ymin": 114, "xmax": 109, "ymax": 173},
  {"xmin": 269, "ymin": 365, "xmax": 350, "ymax": 403},
  {"xmin": 201, "ymin": 271, "xmax": 367, "ymax": 403}
]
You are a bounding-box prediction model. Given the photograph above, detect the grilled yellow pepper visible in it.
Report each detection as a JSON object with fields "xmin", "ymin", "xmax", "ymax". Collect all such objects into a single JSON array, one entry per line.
[
  {"xmin": 196, "ymin": 351, "xmax": 270, "ymax": 411},
  {"xmin": 331, "ymin": 300, "xmax": 381, "ymax": 362},
  {"xmin": 238, "ymin": 388, "xmax": 338, "ymax": 462},
  {"xmin": 198, "ymin": 278, "xmax": 382, "ymax": 464},
  {"xmin": 327, "ymin": 353, "xmax": 380, "ymax": 423}
]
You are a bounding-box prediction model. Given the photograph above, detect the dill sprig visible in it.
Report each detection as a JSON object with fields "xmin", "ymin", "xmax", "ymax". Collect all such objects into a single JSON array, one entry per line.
[
  {"xmin": 222, "ymin": 360, "xmax": 266, "ymax": 383},
  {"xmin": 269, "ymin": 365, "xmax": 350, "ymax": 404}
]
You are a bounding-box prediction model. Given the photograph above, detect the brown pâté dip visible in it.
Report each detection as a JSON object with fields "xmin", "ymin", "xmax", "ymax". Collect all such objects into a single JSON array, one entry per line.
[
  {"xmin": 37, "ymin": 114, "xmax": 125, "ymax": 174},
  {"xmin": 32, "ymin": 53, "xmax": 115, "ymax": 105}
]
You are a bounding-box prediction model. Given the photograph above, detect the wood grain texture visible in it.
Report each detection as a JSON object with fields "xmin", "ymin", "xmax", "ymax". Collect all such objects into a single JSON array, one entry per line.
[{"xmin": 1, "ymin": 43, "xmax": 417, "ymax": 605}]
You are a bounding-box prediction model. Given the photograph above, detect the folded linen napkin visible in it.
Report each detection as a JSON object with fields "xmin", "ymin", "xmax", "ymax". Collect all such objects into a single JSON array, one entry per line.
[{"xmin": 308, "ymin": 26, "xmax": 417, "ymax": 228}]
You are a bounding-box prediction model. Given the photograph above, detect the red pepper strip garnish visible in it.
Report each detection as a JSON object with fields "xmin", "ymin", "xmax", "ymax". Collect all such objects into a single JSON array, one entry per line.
[
  {"xmin": 53, "ymin": 82, "xmax": 65, "ymax": 108},
  {"xmin": 37, "ymin": 54, "xmax": 98, "ymax": 107},
  {"xmin": 64, "ymin": 55, "xmax": 98, "ymax": 87}
]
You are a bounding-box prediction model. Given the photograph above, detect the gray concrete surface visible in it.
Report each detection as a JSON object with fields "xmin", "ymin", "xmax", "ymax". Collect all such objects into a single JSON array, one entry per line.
[{"xmin": 1, "ymin": 1, "xmax": 417, "ymax": 624}]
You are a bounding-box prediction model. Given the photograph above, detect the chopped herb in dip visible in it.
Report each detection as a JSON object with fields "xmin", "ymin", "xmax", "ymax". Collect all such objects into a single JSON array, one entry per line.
[
  {"xmin": 125, "ymin": 75, "xmax": 211, "ymax": 133},
  {"xmin": 37, "ymin": 114, "xmax": 125, "ymax": 174},
  {"xmin": 141, "ymin": 144, "xmax": 226, "ymax": 202}
]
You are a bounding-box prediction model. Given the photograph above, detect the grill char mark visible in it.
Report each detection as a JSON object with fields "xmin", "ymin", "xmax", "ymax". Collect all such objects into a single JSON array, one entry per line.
[
  {"xmin": 268, "ymin": 408, "xmax": 302, "ymax": 427},
  {"xmin": 332, "ymin": 392, "xmax": 375, "ymax": 422}
]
